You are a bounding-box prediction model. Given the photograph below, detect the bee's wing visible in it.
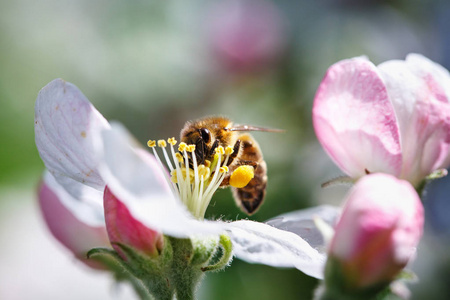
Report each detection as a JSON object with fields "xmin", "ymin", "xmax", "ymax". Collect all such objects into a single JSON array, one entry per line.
[{"xmin": 228, "ymin": 125, "xmax": 284, "ymax": 133}]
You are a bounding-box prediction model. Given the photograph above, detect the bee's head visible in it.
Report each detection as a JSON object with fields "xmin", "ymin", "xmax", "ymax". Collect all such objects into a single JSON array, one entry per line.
[
  {"xmin": 193, "ymin": 128, "xmax": 212, "ymax": 164},
  {"xmin": 181, "ymin": 126, "xmax": 213, "ymax": 164},
  {"xmin": 198, "ymin": 128, "xmax": 211, "ymax": 144}
]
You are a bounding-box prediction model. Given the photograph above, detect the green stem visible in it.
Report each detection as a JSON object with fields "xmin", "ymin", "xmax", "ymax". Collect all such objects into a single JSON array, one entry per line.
[{"xmin": 169, "ymin": 237, "xmax": 204, "ymax": 300}]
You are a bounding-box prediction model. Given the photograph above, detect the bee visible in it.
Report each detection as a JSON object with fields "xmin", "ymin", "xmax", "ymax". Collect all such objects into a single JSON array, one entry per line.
[{"xmin": 180, "ymin": 116, "xmax": 280, "ymax": 215}]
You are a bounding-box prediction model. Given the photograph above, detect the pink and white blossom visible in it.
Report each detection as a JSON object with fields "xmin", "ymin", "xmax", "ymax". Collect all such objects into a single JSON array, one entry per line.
[
  {"xmin": 38, "ymin": 172, "xmax": 110, "ymax": 269},
  {"xmin": 35, "ymin": 79, "xmax": 326, "ymax": 278},
  {"xmin": 313, "ymin": 54, "xmax": 450, "ymax": 186},
  {"xmin": 328, "ymin": 173, "xmax": 424, "ymax": 288},
  {"xmin": 104, "ymin": 186, "xmax": 164, "ymax": 259}
]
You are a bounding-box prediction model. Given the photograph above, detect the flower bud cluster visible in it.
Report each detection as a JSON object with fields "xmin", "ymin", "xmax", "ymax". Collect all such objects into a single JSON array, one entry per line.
[{"xmin": 312, "ymin": 53, "xmax": 450, "ymax": 298}]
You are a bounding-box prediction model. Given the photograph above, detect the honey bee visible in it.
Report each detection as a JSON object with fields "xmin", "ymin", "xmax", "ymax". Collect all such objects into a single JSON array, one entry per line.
[{"xmin": 180, "ymin": 116, "xmax": 280, "ymax": 215}]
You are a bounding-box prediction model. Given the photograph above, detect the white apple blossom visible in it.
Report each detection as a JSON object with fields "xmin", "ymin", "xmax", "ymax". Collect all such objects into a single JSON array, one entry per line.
[{"xmin": 35, "ymin": 79, "xmax": 327, "ymax": 279}]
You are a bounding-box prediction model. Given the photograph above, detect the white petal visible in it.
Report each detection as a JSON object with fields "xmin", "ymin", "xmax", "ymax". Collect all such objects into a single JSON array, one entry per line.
[
  {"xmin": 35, "ymin": 79, "xmax": 110, "ymax": 196},
  {"xmin": 406, "ymin": 54, "xmax": 450, "ymax": 101},
  {"xmin": 266, "ymin": 205, "xmax": 341, "ymax": 254},
  {"xmin": 98, "ymin": 122, "xmax": 225, "ymax": 238},
  {"xmin": 226, "ymin": 220, "xmax": 326, "ymax": 279},
  {"xmin": 42, "ymin": 171, "xmax": 105, "ymax": 227},
  {"xmin": 379, "ymin": 56, "xmax": 450, "ymax": 183}
]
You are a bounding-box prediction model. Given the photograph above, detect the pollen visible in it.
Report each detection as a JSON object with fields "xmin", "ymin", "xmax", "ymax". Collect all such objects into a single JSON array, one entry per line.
[
  {"xmin": 229, "ymin": 165, "xmax": 254, "ymax": 188},
  {"xmin": 178, "ymin": 142, "xmax": 187, "ymax": 152},
  {"xmin": 170, "ymin": 170, "xmax": 178, "ymax": 183},
  {"xmin": 185, "ymin": 168, "xmax": 195, "ymax": 180},
  {"xmin": 148, "ymin": 134, "xmax": 230, "ymax": 220},
  {"xmin": 175, "ymin": 152, "xmax": 184, "ymax": 163},
  {"xmin": 170, "ymin": 168, "xmax": 194, "ymax": 183},
  {"xmin": 197, "ymin": 165, "xmax": 210, "ymax": 179},
  {"xmin": 147, "ymin": 140, "xmax": 156, "ymax": 148},
  {"xmin": 168, "ymin": 137, "xmax": 177, "ymax": 146},
  {"xmin": 215, "ymin": 146, "xmax": 225, "ymax": 155},
  {"xmin": 158, "ymin": 140, "xmax": 167, "ymax": 147},
  {"xmin": 225, "ymin": 146, "xmax": 234, "ymax": 155}
]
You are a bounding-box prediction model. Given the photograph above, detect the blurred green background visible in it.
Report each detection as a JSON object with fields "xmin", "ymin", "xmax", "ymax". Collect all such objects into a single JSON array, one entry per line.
[{"xmin": 1, "ymin": 0, "xmax": 450, "ymax": 299}]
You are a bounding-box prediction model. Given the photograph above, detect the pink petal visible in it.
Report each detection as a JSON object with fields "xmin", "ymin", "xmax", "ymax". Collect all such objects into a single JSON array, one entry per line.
[
  {"xmin": 379, "ymin": 54, "xmax": 450, "ymax": 184},
  {"xmin": 35, "ymin": 79, "xmax": 110, "ymax": 197},
  {"xmin": 329, "ymin": 173, "xmax": 423, "ymax": 288},
  {"xmin": 104, "ymin": 186, "xmax": 163, "ymax": 258},
  {"xmin": 313, "ymin": 57, "xmax": 402, "ymax": 178},
  {"xmin": 38, "ymin": 172, "xmax": 110, "ymax": 269}
]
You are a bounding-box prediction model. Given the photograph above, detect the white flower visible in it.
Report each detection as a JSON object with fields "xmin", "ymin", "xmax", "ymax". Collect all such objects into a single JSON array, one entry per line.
[{"xmin": 35, "ymin": 78, "xmax": 327, "ymax": 278}]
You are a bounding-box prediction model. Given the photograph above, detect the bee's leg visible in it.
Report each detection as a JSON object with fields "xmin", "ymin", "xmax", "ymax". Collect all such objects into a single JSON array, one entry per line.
[
  {"xmin": 220, "ymin": 174, "xmax": 230, "ymax": 186},
  {"xmin": 225, "ymin": 140, "xmax": 241, "ymax": 167},
  {"xmin": 235, "ymin": 160, "xmax": 258, "ymax": 169},
  {"xmin": 194, "ymin": 139, "xmax": 205, "ymax": 164},
  {"xmin": 220, "ymin": 160, "xmax": 258, "ymax": 188},
  {"xmin": 181, "ymin": 151, "xmax": 194, "ymax": 169},
  {"xmin": 232, "ymin": 160, "xmax": 267, "ymax": 215},
  {"xmin": 209, "ymin": 139, "xmax": 219, "ymax": 156}
]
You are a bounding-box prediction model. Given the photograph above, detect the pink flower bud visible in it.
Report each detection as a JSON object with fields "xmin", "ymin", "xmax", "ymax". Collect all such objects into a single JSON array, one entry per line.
[
  {"xmin": 38, "ymin": 174, "xmax": 110, "ymax": 269},
  {"xmin": 328, "ymin": 173, "xmax": 424, "ymax": 289},
  {"xmin": 104, "ymin": 187, "xmax": 163, "ymax": 259}
]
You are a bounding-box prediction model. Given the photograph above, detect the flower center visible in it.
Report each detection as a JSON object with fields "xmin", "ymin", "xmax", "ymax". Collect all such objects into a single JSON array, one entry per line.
[{"xmin": 147, "ymin": 137, "xmax": 234, "ymax": 220}]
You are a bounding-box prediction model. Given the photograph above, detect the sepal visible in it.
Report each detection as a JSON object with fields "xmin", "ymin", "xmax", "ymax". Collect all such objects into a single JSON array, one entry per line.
[
  {"xmin": 87, "ymin": 247, "xmax": 157, "ymax": 300},
  {"xmin": 190, "ymin": 236, "xmax": 219, "ymax": 267},
  {"xmin": 416, "ymin": 168, "xmax": 449, "ymax": 196},
  {"xmin": 319, "ymin": 256, "xmax": 392, "ymax": 300},
  {"xmin": 87, "ymin": 237, "xmax": 175, "ymax": 300},
  {"xmin": 200, "ymin": 234, "xmax": 233, "ymax": 272}
]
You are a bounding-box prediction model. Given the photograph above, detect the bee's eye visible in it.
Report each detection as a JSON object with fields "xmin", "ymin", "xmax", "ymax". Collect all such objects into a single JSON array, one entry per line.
[{"xmin": 200, "ymin": 128, "xmax": 211, "ymax": 143}]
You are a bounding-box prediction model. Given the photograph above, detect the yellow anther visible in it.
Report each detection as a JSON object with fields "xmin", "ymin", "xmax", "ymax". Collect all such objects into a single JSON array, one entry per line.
[
  {"xmin": 225, "ymin": 146, "xmax": 234, "ymax": 155},
  {"xmin": 170, "ymin": 168, "xmax": 195, "ymax": 183},
  {"xmin": 158, "ymin": 140, "xmax": 167, "ymax": 147},
  {"xmin": 170, "ymin": 170, "xmax": 178, "ymax": 183},
  {"xmin": 175, "ymin": 152, "xmax": 184, "ymax": 163},
  {"xmin": 219, "ymin": 166, "xmax": 229, "ymax": 173},
  {"xmin": 197, "ymin": 165, "xmax": 211, "ymax": 179},
  {"xmin": 168, "ymin": 137, "xmax": 177, "ymax": 146},
  {"xmin": 230, "ymin": 165, "xmax": 254, "ymax": 188},
  {"xmin": 187, "ymin": 144, "xmax": 196, "ymax": 153},
  {"xmin": 215, "ymin": 146, "xmax": 225, "ymax": 155},
  {"xmin": 178, "ymin": 142, "xmax": 187, "ymax": 152},
  {"xmin": 184, "ymin": 168, "xmax": 195, "ymax": 181},
  {"xmin": 147, "ymin": 140, "xmax": 156, "ymax": 148},
  {"xmin": 204, "ymin": 160, "xmax": 211, "ymax": 168}
]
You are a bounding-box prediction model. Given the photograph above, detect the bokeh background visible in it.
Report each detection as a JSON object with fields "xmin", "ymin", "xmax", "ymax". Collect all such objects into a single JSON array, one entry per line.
[{"xmin": 1, "ymin": 0, "xmax": 450, "ymax": 299}]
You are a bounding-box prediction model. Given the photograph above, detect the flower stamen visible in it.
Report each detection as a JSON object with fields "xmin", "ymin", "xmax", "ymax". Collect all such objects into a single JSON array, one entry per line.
[{"xmin": 148, "ymin": 138, "xmax": 230, "ymax": 219}]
